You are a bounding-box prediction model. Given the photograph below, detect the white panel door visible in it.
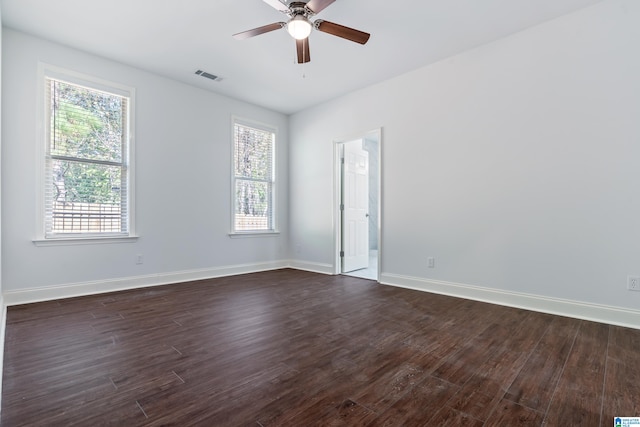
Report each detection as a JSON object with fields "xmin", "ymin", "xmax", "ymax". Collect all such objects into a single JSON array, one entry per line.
[{"xmin": 342, "ymin": 140, "xmax": 369, "ymax": 273}]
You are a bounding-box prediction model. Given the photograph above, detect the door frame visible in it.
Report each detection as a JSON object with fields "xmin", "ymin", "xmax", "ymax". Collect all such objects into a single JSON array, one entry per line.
[{"xmin": 333, "ymin": 128, "xmax": 382, "ymax": 280}]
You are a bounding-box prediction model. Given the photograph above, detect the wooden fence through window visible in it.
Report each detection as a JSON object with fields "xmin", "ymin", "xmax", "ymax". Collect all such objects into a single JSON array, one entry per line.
[{"xmin": 52, "ymin": 201, "xmax": 122, "ymax": 233}]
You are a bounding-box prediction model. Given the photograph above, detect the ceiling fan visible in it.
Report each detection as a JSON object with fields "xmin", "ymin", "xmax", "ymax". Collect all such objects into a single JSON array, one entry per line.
[{"xmin": 232, "ymin": 0, "xmax": 370, "ymax": 64}]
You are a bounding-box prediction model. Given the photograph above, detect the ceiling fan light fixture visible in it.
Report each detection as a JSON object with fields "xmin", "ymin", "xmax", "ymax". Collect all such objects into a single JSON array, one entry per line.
[{"xmin": 287, "ymin": 15, "xmax": 312, "ymax": 40}]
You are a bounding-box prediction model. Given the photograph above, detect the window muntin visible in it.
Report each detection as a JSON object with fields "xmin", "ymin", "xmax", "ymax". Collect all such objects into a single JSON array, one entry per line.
[
  {"xmin": 232, "ymin": 119, "xmax": 276, "ymax": 233},
  {"xmin": 43, "ymin": 76, "xmax": 132, "ymax": 238}
]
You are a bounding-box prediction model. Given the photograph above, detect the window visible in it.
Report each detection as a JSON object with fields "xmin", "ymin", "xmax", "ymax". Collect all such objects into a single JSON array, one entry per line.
[
  {"xmin": 232, "ymin": 118, "xmax": 276, "ymax": 233},
  {"xmin": 39, "ymin": 68, "xmax": 134, "ymax": 241}
]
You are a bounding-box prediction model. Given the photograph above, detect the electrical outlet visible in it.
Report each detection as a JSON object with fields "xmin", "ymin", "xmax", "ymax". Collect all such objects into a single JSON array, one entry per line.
[
  {"xmin": 428, "ymin": 257, "xmax": 435, "ymax": 268},
  {"xmin": 136, "ymin": 254, "xmax": 144, "ymax": 265},
  {"xmin": 628, "ymin": 276, "xmax": 640, "ymax": 291}
]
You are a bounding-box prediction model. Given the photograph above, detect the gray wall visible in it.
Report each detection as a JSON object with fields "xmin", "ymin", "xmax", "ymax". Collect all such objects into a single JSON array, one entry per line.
[
  {"xmin": 289, "ymin": 0, "xmax": 640, "ymax": 319},
  {"xmin": 1, "ymin": 29, "xmax": 289, "ymax": 295}
]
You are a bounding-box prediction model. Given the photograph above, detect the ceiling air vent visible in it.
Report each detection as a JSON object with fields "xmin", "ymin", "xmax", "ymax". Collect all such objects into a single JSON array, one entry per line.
[{"xmin": 195, "ymin": 70, "xmax": 221, "ymax": 82}]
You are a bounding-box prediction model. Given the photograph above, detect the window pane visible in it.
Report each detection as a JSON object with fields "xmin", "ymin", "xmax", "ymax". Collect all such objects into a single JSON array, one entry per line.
[
  {"xmin": 52, "ymin": 159, "xmax": 122, "ymax": 204},
  {"xmin": 235, "ymin": 179, "xmax": 271, "ymax": 231},
  {"xmin": 234, "ymin": 124, "xmax": 273, "ymax": 180},
  {"xmin": 50, "ymin": 80, "xmax": 123, "ymax": 163},
  {"xmin": 49, "ymin": 159, "xmax": 124, "ymax": 234}
]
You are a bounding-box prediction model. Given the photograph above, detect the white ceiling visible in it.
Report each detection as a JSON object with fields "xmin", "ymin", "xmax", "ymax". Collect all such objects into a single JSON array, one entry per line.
[{"xmin": 1, "ymin": 0, "xmax": 602, "ymax": 115}]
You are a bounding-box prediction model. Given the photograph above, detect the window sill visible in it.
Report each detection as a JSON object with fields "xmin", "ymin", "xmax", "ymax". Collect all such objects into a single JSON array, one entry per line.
[
  {"xmin": 228, "ymin": 231, "xmax": 280, "ymax": 239},
  {"xmin": 33, "ymin": 235, "xmax": 139, "ymax": 247}
]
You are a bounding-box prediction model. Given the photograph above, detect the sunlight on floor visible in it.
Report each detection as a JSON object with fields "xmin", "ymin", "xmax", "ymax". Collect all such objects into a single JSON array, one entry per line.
[{"xmin": 343, "ymin": 250, "xmax": 378, "ymax": 281}]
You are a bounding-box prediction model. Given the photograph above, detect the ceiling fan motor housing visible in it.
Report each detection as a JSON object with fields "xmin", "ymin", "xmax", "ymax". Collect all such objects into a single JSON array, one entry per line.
[{"xmin": 289, "ymin": 2, "xmax": 313, "ymax": 17}]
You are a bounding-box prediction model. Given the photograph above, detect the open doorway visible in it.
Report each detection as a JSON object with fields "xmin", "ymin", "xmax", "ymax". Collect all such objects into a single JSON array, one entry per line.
[{"xmin": 334, "ymin": 129, "xmax": 381, "ymax": 281}]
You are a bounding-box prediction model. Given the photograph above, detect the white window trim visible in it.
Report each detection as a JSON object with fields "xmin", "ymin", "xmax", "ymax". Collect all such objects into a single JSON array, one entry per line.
[
  {"xmin": 33, "ymin": 63, "xmax": 137, "ymax": 245},
  {"xmin": 229, "ymin": 115, "xmax": 279, "ymax": 237}
]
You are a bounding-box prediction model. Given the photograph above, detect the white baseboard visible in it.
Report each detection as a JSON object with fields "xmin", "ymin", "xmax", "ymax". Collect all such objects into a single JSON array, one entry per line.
[
  {"xmin": 287, "ymin": 259, "xmax": 334, "ymax": 275},
  {"xmin": 4, "ymin": 263, "xmax": 637, "ymax": 330},
  {"xmin": 380, "ymin": 273, "xmax": 640, "ymax": 330},
  {"xmin": 2, "ymin": 261, "xmax": 290, "ymax": 306}
]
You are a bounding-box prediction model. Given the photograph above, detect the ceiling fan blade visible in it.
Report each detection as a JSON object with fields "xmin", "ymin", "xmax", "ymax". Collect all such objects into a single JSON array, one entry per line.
[
  {"xmin": 315, "ymin": 20, "xmax": 370, "ymax": 44},
  {"xmin": 262, "ymin": 0, "xmax": 290, "ymax": 13},
  {"xmin": 296, "ymin": 38, "xmax": 310, "ymax": 63},
  {"xmin": 305, "ymin": 0, "xmax": 335, "ymax": 14},
  {"xmin": 233, "ymin": 22, "xmax": 285, "ymax": 40}
]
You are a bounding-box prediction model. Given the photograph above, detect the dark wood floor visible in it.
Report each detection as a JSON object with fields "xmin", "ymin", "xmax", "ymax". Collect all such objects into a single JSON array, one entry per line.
[{"xmin": 2, "ymin": 269, "xmax": 639, "ymax": 426}]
